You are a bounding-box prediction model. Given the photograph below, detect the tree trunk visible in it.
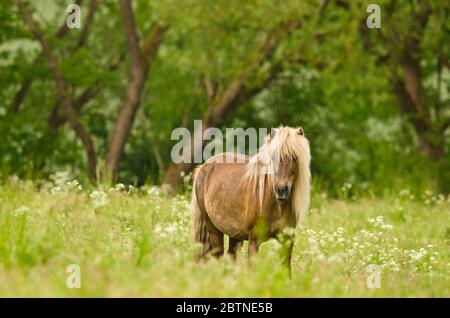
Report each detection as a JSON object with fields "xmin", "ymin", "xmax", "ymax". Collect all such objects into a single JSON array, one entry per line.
[
  {"xmin": 394, "ymin": 54, "xmax": 445, "ymax": 190},
  {"xmin": 103, "ymin": 0, "xmax": 166, "ymax": 180},
  {"xmin": 105, "ymin": 65, "xmax": 148, "ymax": 178}
]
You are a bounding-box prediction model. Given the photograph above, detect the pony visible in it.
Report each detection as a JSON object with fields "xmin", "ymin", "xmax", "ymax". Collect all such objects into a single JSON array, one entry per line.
[{"xmin": 191, "ymin": 126, "xmax": 311, "ymax": 273}]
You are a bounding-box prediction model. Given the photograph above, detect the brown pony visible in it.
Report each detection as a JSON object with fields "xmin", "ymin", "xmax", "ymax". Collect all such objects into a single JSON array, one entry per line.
[{"xmin": 191, "ymin": 126, "xmax": 311, "ymax": 273}]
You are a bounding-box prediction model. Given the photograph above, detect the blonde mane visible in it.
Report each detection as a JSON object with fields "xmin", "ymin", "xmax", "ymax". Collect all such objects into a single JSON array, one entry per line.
[{"xmin": 244, "ymin": 126, "xmax": 311, "ymax": 221}]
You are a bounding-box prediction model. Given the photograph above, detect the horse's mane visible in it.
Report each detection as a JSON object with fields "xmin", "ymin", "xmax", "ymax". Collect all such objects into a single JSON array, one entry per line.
[{"xmin": 244, "ymin": 126, "xmax": 311, "ymax": 222}]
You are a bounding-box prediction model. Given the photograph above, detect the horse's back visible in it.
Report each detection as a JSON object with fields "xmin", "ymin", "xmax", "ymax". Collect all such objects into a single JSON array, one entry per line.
[{"xmin": 194, "ymin": 153, "xmax": 251, "ymax": 240}]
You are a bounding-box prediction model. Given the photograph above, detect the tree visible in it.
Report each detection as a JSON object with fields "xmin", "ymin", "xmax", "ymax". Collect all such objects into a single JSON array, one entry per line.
[
  {"xmin": 363, "ymin": 0, "xmax": 450, "ymax": 189},
  {"xmin": 12, "ymin": 0, "xmax": 98, "ymax": 182},
  {"xmin": 163, "ymin": 1, "xmax": 331, "ymax": 189},
  {"xmin": 104, "ymin": 0, "xmax": 166, "ymax": 179},
  {"xmin": 13, "ymin": 0, "xmax": 167, "ymax": 183}
]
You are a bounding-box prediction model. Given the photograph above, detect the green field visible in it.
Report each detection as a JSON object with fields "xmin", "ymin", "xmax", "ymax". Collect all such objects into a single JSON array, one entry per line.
[{"xmin": 0, "ymin": 179, "xmax": 449, "ymax": 297}]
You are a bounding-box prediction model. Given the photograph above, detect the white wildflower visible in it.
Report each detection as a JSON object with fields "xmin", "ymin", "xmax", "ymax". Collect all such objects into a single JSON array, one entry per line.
[
  {"xmin": 14, "ymin": 206, "xmax": 30, "ymax": 216},
  {"xmin": 90, "ymin": 190, "xmax": 108, "ymax": 208}
]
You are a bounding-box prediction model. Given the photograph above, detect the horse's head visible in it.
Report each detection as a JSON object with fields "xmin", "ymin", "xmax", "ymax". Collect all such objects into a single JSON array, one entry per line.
[
  {"xmin": 266, "ymin": 127, "xmax": 306, "ymax": 201},
  {"xmin": 246, "ymin": 125, "xmax": 311, "ymax": 219},
  {"xmin": 273, "ymin": 157, "xmax": 298, "ymax": 200}
]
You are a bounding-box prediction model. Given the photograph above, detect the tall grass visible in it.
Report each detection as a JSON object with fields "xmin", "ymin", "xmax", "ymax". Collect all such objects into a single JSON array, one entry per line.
[{"xmin": 0, "ymin": 177, "xmax": 448, "ymax": 297}]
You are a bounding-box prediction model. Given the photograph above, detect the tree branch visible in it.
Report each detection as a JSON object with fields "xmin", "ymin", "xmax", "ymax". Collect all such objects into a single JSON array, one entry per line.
[
  {"xmin": 204, "ymin": 19, "xmax": 304, "ymax": 125},
  {"xmin": 13, "ymin": 0, "xmax": 97, "ymax": 183},
  {"xmin": 49, "ymin": 0, "xmax": 100, "ymax": 130},
  {"xmin": 9, "ymin": 0, "xmax": 99, "ymax": 115},
  {"xmin": 49, "ymin": 53, "xmax": 125, "ymax": 130},
  {"xmin": 75, "ymin": 0, "xmax": 98, "ymax": 48},
  {"xmin": 118, "ymin": 0, "xmax": 143, "ymax": 67},
  {"xmin": 440, "ymin": 55, "xmax": 450, "ymax": 70},
  {"xmin": 441, "ymin": 120, "xmax": 450, "ymax": 134},
  {"xmin": 163, "ymin": 11, "xmax": 324, "ymax": 188},
  {"xmin": 141, "ymin": 24, "xmax": 168, "ymax": 64}
]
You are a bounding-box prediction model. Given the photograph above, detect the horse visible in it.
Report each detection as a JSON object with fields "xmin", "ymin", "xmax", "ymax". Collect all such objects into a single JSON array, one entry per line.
[{"xmin": 190, "ymin": 126, "xmax": 311, "ymax": 273}]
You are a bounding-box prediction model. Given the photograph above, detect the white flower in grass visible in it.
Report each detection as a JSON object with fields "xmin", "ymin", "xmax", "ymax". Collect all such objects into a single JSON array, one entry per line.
[
  {"xmin": 147, "ymin": 186, "xmax": 161, "ymax": 197},
  {"xmin": 328, "ymin": 255, "xmax": 342, "ymax": 263},
  {"xmin": 158, "ymin": 232, "xmax": 168, "ymax": 238},
  {"xmin": 271, "ymin": 239, "xmax": 282, "ymax": 250},
  {"xmin": 109, "ymin": 183, "xmax": 125, "ymax": 192},
  {"xmin": 128, "ymin": 185, "xmax": 136, "ymax": 194},
  {"xmin": 165, "ymin": 225, "xmax": 177, "ymax": 234},
  {"xmin": 308, "ymin": 238, "xmax": 319, "ymax": 252},
  {"xmin": 90, "ymin": 190, "xmax": 108, "ymax": 207},
  {"xmin": 399, "ymin": 189, "xmax": 411, "ymax": 197},
  {"xmin": 14, "ymin": 206, "xmax": 30, "ymax": 216},
  {"xmin": 283, "ymin": 227, "xmax": 295, "ymax": 237},
  {"xmin": 66, "ymin": 179, "xmax": 82, "ymax": 192},
  {"xmin": 317, "ymin": 254, "xmax": 326, "ymax": 261}
]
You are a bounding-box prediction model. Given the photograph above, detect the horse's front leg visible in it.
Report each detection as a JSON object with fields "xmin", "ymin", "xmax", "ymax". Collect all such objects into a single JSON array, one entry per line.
[
  {"xmin": 281, "ymin": 238, "xmax": 294, "ymax": 277},
  {"xmin": 248, "ymin": 230, "xmax": 260, "ymax": 263}
]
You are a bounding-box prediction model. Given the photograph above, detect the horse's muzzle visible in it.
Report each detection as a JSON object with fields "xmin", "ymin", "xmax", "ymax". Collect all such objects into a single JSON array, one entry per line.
[{"xmin": 275, "ymin": 186, "xmax": 290, "ymax": 200}]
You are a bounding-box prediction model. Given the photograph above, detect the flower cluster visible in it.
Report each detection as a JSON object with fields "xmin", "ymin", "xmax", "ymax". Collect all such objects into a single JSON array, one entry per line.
[
  {"xmin": 398, "ymin": 188, "xmax": 448, "ymax": 206},
  {"xmin": 89, "ymin": 190, "xmax": 108, "ymax": 208},
  {"xmin": 422, "ymin": 190, "xmax": 446, "ymax": 206},
  {"xmin": 48, "ymin": 171, "xmax": 82, "ymax": 194},
  {"xmin": 146, "ymin": 186, "xmax": 162, "ymax": 197},
  {"xmin": 153, "ymin": 195, "xmax": 190, "ymax": 243},
  {"xmin": 302, "ymin": 216, "xmax": 442, "ymax": 274},
  {"xmin": 341, "ymin": 182, "xmax": 352, "ymax": 192},
  {"xmin": 154, "ymin": 224, "xmax": 179, "ymax": 239},
  {"xmin": 14, "ymin": 205, "xmax": 30, "ymax": 217},
  {"xmin": 109, "ymin": 183, "xmax": 126, "ymax": 193},
  {"xmin": 399, "ymin": 188, "xmax": 415, "ymax": 200}
]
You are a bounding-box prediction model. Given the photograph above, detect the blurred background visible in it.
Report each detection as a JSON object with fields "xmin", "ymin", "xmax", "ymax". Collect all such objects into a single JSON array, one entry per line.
[{"xmin": 1, "ymin": 0, "xmax": 449, "ymax": 195}]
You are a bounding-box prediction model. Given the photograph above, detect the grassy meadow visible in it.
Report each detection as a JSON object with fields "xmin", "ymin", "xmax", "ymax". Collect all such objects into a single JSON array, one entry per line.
[{"xmin": 0, "ymin": 176, "xmax": 449, "ymax": 297}]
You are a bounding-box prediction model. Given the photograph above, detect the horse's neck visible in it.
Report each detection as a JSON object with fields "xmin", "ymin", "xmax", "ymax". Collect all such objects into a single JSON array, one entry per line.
[
  {"xmin": 262, "ymin": 190, "xmax": 296, "ymax": 232},
  {"xmin": 263, "ymin": 179, "xmax": 293, "ymax": 214}
]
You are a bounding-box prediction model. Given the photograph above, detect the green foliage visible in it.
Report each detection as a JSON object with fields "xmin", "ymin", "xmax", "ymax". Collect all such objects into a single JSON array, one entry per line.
[{"xmin": 0, "ymin": 0, "xmax": 449, "ymax": 194}]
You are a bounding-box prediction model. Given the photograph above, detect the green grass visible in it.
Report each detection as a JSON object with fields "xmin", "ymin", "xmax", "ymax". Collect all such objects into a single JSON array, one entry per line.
[{"xmin": 0, "ymin": 179, "xmax": 449, "ymax": 297}]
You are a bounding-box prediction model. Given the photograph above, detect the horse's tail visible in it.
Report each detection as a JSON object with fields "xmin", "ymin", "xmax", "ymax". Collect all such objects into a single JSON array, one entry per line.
[{"xmin": 191, "ymin": 167, "xmax": 210, "ymax": 250}]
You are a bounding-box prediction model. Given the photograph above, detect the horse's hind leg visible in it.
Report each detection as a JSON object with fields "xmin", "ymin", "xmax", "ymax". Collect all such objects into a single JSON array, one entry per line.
[
  {"xmin": 209, "ymin": 231, "xmax": 224, "ymax": 257},
  {"xmin": 197, "ymin": 239, "xmax": 212, "ymax": 260},
  {"xmin": 228, "ymin": 237, "xmax": 243, "ymax": 259}
]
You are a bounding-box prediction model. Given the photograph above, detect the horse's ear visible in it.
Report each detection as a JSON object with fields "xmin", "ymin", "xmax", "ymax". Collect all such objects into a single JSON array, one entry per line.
[
  {"xmin": 270, "ymin": 128, "xmax": 277, "ymax": 139},
  {"xmin": 297, "ymin": 127, "xmax": 304, "ymax": 136}
]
